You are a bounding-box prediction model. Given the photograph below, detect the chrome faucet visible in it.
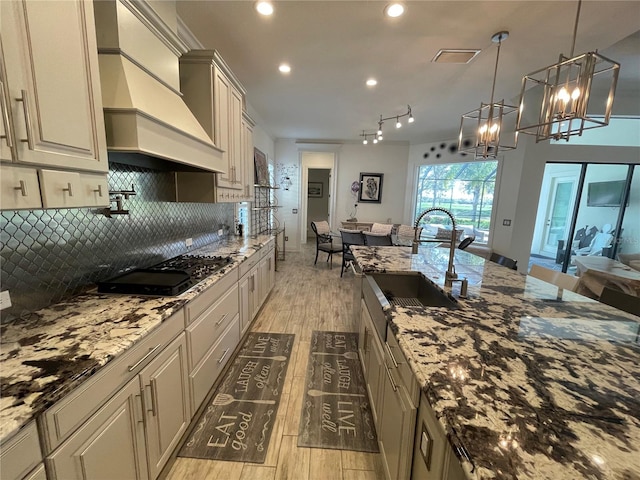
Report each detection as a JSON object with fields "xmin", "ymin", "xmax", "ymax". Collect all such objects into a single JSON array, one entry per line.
[{"xmin": 412, "ymin": 207, "xmax": 460, "ymax": 289}]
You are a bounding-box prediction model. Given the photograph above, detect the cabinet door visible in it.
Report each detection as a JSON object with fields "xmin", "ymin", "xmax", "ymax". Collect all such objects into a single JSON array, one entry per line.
[
  {"xmin": 47, "ymin": 377, "xmax": 148, "ymax": 480},
  {"xmin": 366, "ymin": 331, "xmax": 384, "ymax": 427},
  {"xmin": 241, "ymin": 118, "xmax": 254, "ymax": 201},
  {"xmin": 249, "ymin": 266, "xmax": 260, "ymax": 320},
  {"xmin": 139, "ymin": 333, "xmax": 190, "ymax": 480},
  {"xmin": 213, "ymin": 68, "xmax": 232, "ymax": 188},
  {"xmin": 1, "ymin": 0, "xmax": 107, "ymax": 172},
  {"xmin": 228, "ymin": 87, "xmax": 243, "ymax": 190},
  {"xmin": 0, "ymin": 164, "xmax": 41, "ymax": 210},
  {"xmin": 379, "ymin": 362, "xmax": 417, "ymax": 480},
  {"xmin": 239, "ymin": 275, "xmax": 252, "ymax": 336},
  {"xmin": 0, "ymin": 53, "xmax": 15, "ymax": 162}
]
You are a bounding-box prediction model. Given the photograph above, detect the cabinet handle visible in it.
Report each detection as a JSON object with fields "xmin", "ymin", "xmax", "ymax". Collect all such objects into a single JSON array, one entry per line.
[
  {"xmin": 128, "ymin": 344, "xmax": 162, "ymax": 372},
  {"xmin": 94, "ymin": 184, "xmax": 103, "ymax": 197},
  {"xmin": 148, "ymin": 379, "xmax": 158, "ymax": 417},
  {"xmin": 15, "ymin": 90, "xmax": 34, "ymax": 149},
  {"xmin": 62, "ymin": 182, "xmax": 73, "ymax": 197},
  {"xmin": 385, "ymin": 342, "xmax": 399, "ymax": 368},
  {"xmin": 384, "ymin": 363, "xmax": 398, "ymax": 392},
  {"xmin": 217, "ymin": 348, "xmax": 230, "ymax": 364},
  {"xmin": 0, "ymin": 81, "xmax": 13, "ymax": 148},
  {"xmin": 215, "ymin": 313, "xmax": 228, "ymax": 326},
  {"xmin": 135, "ymin": 394, "xmax": 145, "ymax": 424},
  {"xmin": 14, "ymin": 180, "xmax": 27, "ymax": 197}
]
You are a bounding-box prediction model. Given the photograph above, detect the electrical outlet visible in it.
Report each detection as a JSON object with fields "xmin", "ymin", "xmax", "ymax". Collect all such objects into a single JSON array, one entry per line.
[
  {"xmin": 185, "ymin": 238, "xmax": 193, "ymax": 247},
  {"xmin": 0, "ymin": 290, "xmax": 12, "ymax": 310},
  {"xmin": 292, "ymin": 208, "xmax": 298, "ymax": 214},
  {"xmin": 503, "ymin": 219, "xmax": 512, "ymax": 226},
  {"xmin": 285, "ymin": 236, "xmax": 289, "ymax": 241},
  {"xmin": 218, "ymin": 229, "xmax": 223, "ymax": 236}
]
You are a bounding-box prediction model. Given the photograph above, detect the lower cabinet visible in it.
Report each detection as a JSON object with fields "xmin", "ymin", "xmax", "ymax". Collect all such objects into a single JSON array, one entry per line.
[
  {"xmin": 47, "ymin": 377, "xmax": 148, "ymax": 480},
  {"xmin": 359, "ymin": 300, "xmax": 384, "ymax": 425},
  {"xmin": 0, "ymin": 421, "xmax": 43, "ymax": 480},
  {"xmin": 46, "ymin": 333, "xmax": 190, "ymax": 480},
  {"xmin": 239, "ymin": 240, "xmax": 275, "ymax": 335}
]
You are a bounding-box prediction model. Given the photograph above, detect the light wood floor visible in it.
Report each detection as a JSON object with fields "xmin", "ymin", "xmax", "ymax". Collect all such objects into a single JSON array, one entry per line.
[{"xmin": 165, "ymin": 242, "xmax": 385, "ymax": 480}]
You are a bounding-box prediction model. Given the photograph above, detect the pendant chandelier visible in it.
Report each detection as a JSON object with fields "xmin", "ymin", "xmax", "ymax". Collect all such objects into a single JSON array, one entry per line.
[
  {"xmin": 516, "ymin": 0, "xmax": 620, "ymax": 142},
  {"xmin": 457, "ymin": 31, "xmax": 518, "ymax": 159}
]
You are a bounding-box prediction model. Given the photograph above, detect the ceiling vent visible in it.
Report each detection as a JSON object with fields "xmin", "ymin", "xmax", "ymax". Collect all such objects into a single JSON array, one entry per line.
[{"xmin": 432, "ymin": 49, "xmax": 481, "ymax": 64}]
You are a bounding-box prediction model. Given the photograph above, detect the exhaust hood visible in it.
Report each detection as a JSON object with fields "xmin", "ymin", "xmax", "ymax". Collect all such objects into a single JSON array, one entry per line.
[{"xmin": 94, "ymin": 0, "xmax": 225, "ymax": 173}]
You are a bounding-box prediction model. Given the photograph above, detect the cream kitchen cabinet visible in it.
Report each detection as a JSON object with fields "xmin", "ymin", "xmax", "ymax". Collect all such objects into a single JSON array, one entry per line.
[
  {"xmin": 358, "ymin": 300, "xmax": 384, "ymax": 426},
  {"xmin": 38, "ymin": 170, "xmax": 109, "ymax": 209},
  {"xmin": 0, "ymin": 164, "xmax": 41, "ymax": 210},
  {"xmin": 0, "ymin": 0, "xmax": 107, "ymax": 173},
  {"xmin": 42, "ymin": 311, "xmax": 188, "ymax": 480},
  {"xmin": 239, "ymin": 240, "xmax": 275, "ymax": 335},
  {"xmin": 185, "ymin": 267, "xmax": 241, "ymax": 412},
  {"xmin": 240, "ymin": 113, "xmax": 255, "ymax": 202},
  {"xmin": 379, "ymin": 326, "xmax": 419, "ymax": 480},
  {"xmin": 179, "ymin": 50, "xmax": 249, "ymax": 203},
  {"xmin": 0, "ymin": 421, "xmax": 43, "ymax": 480}
]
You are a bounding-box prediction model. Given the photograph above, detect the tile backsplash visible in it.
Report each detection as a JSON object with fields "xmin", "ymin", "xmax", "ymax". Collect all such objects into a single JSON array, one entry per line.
[{"xmin": 0, "ymin": 162, "xmax": 234, "ymax": 320}]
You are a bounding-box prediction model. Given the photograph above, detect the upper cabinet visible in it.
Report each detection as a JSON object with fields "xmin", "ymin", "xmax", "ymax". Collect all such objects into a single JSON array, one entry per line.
[
  {"xmin": 180, "ymin": 50, "xmax": 254, "ymax": 203},
  {"xmin": 0, "ymin": 0, "xmax": 108, "ymax": 173}
]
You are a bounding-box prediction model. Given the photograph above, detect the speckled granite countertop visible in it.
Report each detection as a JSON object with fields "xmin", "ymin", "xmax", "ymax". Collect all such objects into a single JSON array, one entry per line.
[
  {"xmin": 0, "ymin": 235, "xmax": 273, "ymax": 444},
  {"xmin": 351, "ymin": 245, "xmax": 640, "ymax": 480}
]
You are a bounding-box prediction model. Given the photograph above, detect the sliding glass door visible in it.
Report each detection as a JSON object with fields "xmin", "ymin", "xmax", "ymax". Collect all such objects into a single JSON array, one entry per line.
[{"xmin": 530, "ymin": 163, "xmax": 637, "ymax": 273}]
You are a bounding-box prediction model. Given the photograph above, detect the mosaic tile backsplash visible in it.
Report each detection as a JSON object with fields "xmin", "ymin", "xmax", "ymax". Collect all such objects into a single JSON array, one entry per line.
[{"xmin": 0, "ymin": 162, "xmax": 234, "ymax": 320}]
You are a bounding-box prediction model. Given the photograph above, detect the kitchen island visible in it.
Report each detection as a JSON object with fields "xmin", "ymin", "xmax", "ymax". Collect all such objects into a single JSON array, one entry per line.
[
  {"xmin": 351, "ymin": 245, "xmax": 640, "ymax": 480},
  {"xmin": 0, "ymin": 234, "xmax": 274, "ymax": 445}
]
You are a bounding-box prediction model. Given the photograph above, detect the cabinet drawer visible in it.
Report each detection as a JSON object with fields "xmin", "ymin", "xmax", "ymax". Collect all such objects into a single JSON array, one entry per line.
[
  {"xmin": 239, "ymin": 252, "xmax": 260, "ymax": 277},
  {"xmin": 186, "ymin": 283, "xmax": 239, "ymax": 369},
  {"xmin": 0, "ymin": 164, "xmax": 42, "ymax": 210},
  {"xmin": 189, "ymin": 315, "xmax": 240, "ymax": 412},
  {"xmin": 78, "ymin": 173, "xmax": 109, "ymax": 207},
  {"xmin": 0, "ymin": 421, "xmax": 42, "ymax": 480},
  {"xmin": 385, "ymin": 326, "xmax": 419, "ymax": 406},
  {"xmin": 41, "ymin": 310, "xmax": 184, "ymax": 452},
  {"xmin": 184, "ymin": 267, "xmax": 238, "ymax": 325},
  {"xmin": 38, "ymin": 169, "xmax": 81, "ymax": 208}
]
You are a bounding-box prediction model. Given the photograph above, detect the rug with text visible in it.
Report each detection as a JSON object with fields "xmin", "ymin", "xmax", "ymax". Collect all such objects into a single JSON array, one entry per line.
[
  {"xmin": 297, "ymin": 330, "xmax": 379, "ymax": 452},
  {"xmin": 178, "ymin": 332, "xmax": 295, "ymax": 463}
]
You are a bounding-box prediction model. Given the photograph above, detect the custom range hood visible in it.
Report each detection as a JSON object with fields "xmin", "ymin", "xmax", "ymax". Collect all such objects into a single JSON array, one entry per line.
[{"xmin": 94, "ymin": 0, "xmax": 224, "ymax": 172}]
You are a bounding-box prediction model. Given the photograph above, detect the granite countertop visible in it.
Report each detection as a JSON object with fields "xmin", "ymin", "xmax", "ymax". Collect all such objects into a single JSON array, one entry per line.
[
  {"xmin": 0, "ymin": 235, "xmax": 274, "ymax": 444},
  {"xmin": 351, "ymin": 245, "xmax": 640, "ymax": 480}
]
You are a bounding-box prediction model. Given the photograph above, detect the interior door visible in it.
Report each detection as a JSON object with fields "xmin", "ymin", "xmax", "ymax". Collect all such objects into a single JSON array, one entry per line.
[{"xmin": 541, "ymin": 177, "xmax": 576, "ymax": 255}]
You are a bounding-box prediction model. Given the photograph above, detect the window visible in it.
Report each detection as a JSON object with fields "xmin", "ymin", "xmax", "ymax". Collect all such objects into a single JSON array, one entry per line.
[{"xmin": 414, "ymin": 160, "xmax": 498, "ymax": 244}]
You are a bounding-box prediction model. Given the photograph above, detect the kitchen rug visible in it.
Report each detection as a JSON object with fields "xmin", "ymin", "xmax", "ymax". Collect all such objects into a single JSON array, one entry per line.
[
  {"xmin": 297, "ymin": 331, "xmax": 378, "ymax": 452},
  {"xmin": 178, "ymin": 332, "xmax": 294, "ymax": 463}
]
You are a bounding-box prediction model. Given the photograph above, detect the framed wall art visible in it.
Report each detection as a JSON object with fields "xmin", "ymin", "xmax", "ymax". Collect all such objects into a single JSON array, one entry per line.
[
  {"xmin": 254, "ymin": 148, "xmax": 269, "ymax": 185},
  {"xmin": 308, "ymin": 182, "xmax": 323, "ymax": 198},
  {"xmin": 358, "ymin": 173, "xmax": 383, "ymax": 203}
]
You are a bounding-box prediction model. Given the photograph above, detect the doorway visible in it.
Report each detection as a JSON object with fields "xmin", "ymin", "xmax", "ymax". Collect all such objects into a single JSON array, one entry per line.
[
  {"xmin": 300, "ymin": 149, "xmax": 337, "ymax": 245},
  {"xmin": 307, "ymin": 168, "xmax": 331, "ymax": 239}
]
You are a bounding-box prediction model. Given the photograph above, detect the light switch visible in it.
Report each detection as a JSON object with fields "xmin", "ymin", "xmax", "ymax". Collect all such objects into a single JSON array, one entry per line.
[{"xmin": 503, "ymin": 219, "xmax": 511, "ymax": 226}]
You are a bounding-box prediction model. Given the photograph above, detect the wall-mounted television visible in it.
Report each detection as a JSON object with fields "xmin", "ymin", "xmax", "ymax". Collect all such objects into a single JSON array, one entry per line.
[{"xmin": 586, "ymin": 180, "xmax": 626, "ymax": 207}]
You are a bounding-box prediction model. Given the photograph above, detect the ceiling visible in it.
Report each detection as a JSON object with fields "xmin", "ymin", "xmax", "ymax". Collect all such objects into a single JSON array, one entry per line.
[{"xmin": 177, "ymin": 1, "xmax": 640, "ymax": 145}]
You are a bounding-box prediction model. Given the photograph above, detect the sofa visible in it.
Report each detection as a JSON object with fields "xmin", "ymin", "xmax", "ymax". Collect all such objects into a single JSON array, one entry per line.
[{"xmin": 556, "ymin": 225, "xmax": 614, "ymax": 263}]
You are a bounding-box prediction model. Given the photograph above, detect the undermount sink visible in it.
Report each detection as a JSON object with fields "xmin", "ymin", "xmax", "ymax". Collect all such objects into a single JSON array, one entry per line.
[{"xmin": 369, "ymin": 272, "xmax": 459, "ymax": 309}]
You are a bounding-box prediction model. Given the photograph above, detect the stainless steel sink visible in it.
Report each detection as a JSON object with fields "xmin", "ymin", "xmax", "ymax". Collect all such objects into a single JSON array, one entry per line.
[{"xmin": 369, "ymin": 272, "xmax": 459, "ymax": 309}]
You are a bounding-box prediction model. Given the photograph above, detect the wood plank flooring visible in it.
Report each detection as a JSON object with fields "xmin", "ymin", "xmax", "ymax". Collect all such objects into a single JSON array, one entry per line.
[{"xmin": 165, "ymin": 242, "xmax": 385, "ymax": 480}]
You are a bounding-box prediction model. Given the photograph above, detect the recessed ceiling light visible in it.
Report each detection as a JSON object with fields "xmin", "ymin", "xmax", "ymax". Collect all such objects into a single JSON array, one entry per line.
[
  {"xmin": 255, "ymin": 1, "xmax": 274, "ymax": 16},
  {"xmin": 384, "ymin": 3, "xmax": 405, "ymax": 18},
  {"xmin": 366, "ymin": 78, "xmax": 377, "ymax": 87},
  {"xmin": 279, "ymin": 63, "xmax": 291, "ymax": 74}
]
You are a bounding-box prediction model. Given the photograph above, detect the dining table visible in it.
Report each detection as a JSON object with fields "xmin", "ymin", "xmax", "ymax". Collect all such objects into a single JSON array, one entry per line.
[{"xmin": 573, "ymin": 255, "xmax": 640, "ymax": 299}]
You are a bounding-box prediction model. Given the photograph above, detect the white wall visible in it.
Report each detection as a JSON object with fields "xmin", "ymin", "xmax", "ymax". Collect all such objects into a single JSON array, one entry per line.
[{"xmin": 274, "ymin": 139, "xmax": 409, "ymax": 252}]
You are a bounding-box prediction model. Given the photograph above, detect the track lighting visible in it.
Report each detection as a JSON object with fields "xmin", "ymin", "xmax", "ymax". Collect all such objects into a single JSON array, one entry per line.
[{"xmin": 360, "ymin": 105, "xmax": 414, "ymax": 144}]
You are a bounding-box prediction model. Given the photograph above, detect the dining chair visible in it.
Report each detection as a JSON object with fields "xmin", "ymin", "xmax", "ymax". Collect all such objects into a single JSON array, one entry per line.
[
  {"xmin": 599, "ymin": 286, "xmax": 640, "ymax": 316},
  {"xmin": 364, "ymin": 232, "xmax": 393, "ymax": 246},
  {"xmin": 489, "ymin": 252, "xmax": 518, "ymax": 270},
  {"xmin": 311, "ymin": 221, "xmax": 341, "ymax": 268},
  {"xmin": 370, "ymin": 223, "xmax": 393, "ymax": 235},
  {"xmin": 396, "ymin": 224, "xmax": 422, "ymax": 238},
  {"xmin": 339, "ymin": 229, "xmax": 365, "ymax": 277},
  {"xmin": 529, "ymin": 264, "xmax": 579, "ymax": 291}
]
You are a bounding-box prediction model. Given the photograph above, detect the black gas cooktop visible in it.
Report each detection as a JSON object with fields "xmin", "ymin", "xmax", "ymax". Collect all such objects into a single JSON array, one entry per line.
[{"xmin": 97, "ymin": 255, "xmax": 232, "ymax": 296}]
